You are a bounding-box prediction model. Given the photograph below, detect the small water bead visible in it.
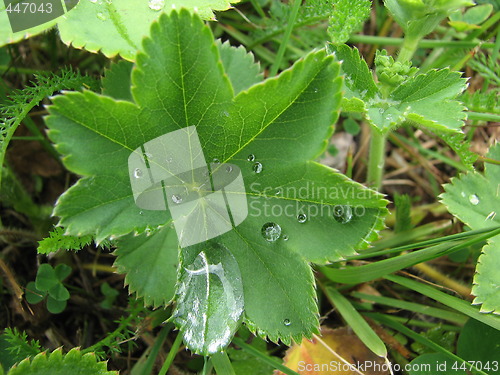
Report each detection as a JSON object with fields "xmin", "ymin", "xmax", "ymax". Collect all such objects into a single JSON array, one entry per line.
[
  {"xmin": 148, "ymin": 0, "xmax": 164, "ymax": 10},
  {"xmin": 226, "ymin": 165, "xmax": 233, "ymax": 173},
  {"xmin": 261, "ymin": 222, "xmax": 281, "ymax": 242},
  {"xmin": 253, "ymin": 162, "xmax": 263, "ymax": 174},
  {"xmin": 313, "ymin": 88, "xmax": 319, "ymax": 93},
  {"xmin": 96, "ymin": 12, "xmax": 106, "ymax": 20},
  {"xmin": 378, "ymin": 108, "xmax": 385, "ymax": 114},
  {"xmin": 145, "ymin": 152, "xmax": 153, "ymax": 160},
  {"xmin": 166, "ymin": 157, "xmax": 173, "ymax": 163},
  {"xmin": 283, "ymin": 319, "xmax": 291, "ymax": 326},
  {"xmin": 139, "ymin": 211, "xmax": 144, "ymax": 215},
  {"xmin": 333, "ymin": 205, "xmax": 353, "ymax": 224},
  {"xmin": 222, "ymin": 110, "xmax": 230, "ymax": 117},
  {"xmin": 469, "ymin": 194, "xmax": 480, "ymax": 205},
  {"xmin": 297, "ymin": 213, "xmax": 307, "ymax": 223},
  {"xmin": 275, "ymin": 187, "xmax": 282, "ymax": 195},
  {"xmin": 282, "ymin": 234, "xmax": 289, "ymax": 241},
  {"xmin": 88, "ymin": 0, "xmax": 97, "ymax": 3},
  {"xmin": 213, "ymin": 158, "xmax": 220, "ymax": 164},
  {"xmin": 172, "ymin": 194, "xmax": 183, "ymax": 204},
  {"xmin": 134, "ymin": 168, "xmax": 143, "ymax": 178},
  {"xmin": 486, "ymin": 211, "xmax": 497, "ymax": 221},
  {"xmin": 247, "ymin": 154, "xmax": 255, "ymax": 162}
]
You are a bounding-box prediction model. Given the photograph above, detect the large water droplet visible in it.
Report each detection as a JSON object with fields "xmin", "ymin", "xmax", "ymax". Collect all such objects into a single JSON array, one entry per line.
[
  {"xmin": 247, "ymin": 154, "xmax": 255, "ymax": 162},
  {"xmin": 253, "ymin": 162, "xmax": 263, "ymax": 174},
  {"xmin": 283, "ymin": 319, "xmax": 291, "ymax": 326},
  {"xmin": 172, "ymin": 194, "xmax": 183, "ymax": 204},
  {"xmin": 297, "ymin": 213, "xmax": 307, "ymax": 223},
  {"xmin": 96, "ymin": 12, "xmax": 106, "ymax": 20},
  {"xmin": 469, "ymin": 194, "xmax": 480, "ymax": 205},
  {"xmin": 333, "ymin": 205, "xmax": 353, "ymax": 224},
  {"xmin": 148, "ymin": 0, "xmax": 164, "ymax": 10},
  {"xmin": 134, "ymin": 168, "xmax": 143, "ymax": 178},
  {"xmin": 261, "ymin": 222, "xmax": 281, "ymax": 242}
]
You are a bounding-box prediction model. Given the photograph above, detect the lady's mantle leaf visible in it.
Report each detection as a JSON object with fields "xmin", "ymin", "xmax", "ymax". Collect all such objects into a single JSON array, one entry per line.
[
  {"xmin": 46, "ymin": 10, "xmax": 387, "ymax": 354},
  {"xmin": 7, "ymin": 348, "xmax": 117, "ymax": 375},
  {"xmin": 441, "ymin": 143, "xmax": 500, "ymax": 313}
]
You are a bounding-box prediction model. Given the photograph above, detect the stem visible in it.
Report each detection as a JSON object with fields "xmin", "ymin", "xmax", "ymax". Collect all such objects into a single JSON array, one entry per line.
[
  {"xmin": 158, "ymin": 331, "xmax": 184, "ymax": 375},
  {"xmin": 366, "ymin": 131, "xmax": 387, "ymax": 190},
  {"xmin": 269, "ymin": 0, "xmax": 302, "ymax": 76},
  {"xmin": 397, "ymin": 34, "xmax": 420, "ymax": 63},
  {"xmin": 211, "ymin": 352, "xmax": 236, "ymax": 375}
]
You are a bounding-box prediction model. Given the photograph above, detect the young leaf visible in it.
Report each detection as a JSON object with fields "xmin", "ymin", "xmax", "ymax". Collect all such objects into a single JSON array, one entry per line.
[
  {"xmin": 327, "ymin": 0, "xmax": 371, "ymax": 45},
  {"xmin": 46, "ymin": 10, "xmax": 387, "ymax": 354},
  {"xmin": 441, "ymin": 143, "xmax": 500, "ymax": 313},
  {"xmin": 7, "ymin": 348, "xmax": 117, "ymax": 375},
  {"xmin": 34, "ymin": 264, "xmax": 59, "ymax": 292},
  {"xmin": 38, "ymin": 228, "xmax": 93, "ymax": 255}
]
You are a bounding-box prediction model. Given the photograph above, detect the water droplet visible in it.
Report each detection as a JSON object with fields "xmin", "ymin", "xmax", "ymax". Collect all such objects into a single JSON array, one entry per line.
[
  {"xmin": 469, "ymin": 194, "xmax": 480, "ymax": 205},
  {"xmin": 145, "ymin": 152, "xmax": 153, "ymax": 160},
  {"xmin": 213, "ymin": 158, "xmax": 220, "ymax": 164},
  {"xmin": 166, "ymin": 157, "xmax": 173, "ymax": 163},
  {"xmin": 378, "ymin": 108, "xmax": 384, "ymax": 114},
  {"xmin": 223, "ymin": 110, "xmax": 229, "ymax": 117},
  {"xmin": 313, "ymin": 88, "xmax": 318, "ymax": 93},
  {"xmin": 172, "ymin": 194, "xmax": 182, "ymax": 204},
  {"xmin": 261, "ymin": 222, "xmax": 281, "ymax": 242},
  {"xmin": 253, "ymin": 162, "xmax": 263, "ymax": 174},
  {"xmin": 282, "ymin": 234, "xmax": 289, "ymax": 241},
  {"xmin": 88, "ymin": 0, "xmax": 97, "ymax": 3},
  {"xmin": 283, "ymin": 319, "xmax": 291, "ymax": 326},
  {"xmin": 461, "ymin": 192, "xmax": 466, "ymax": 198},
  {"xmin": 226, "ymin": 165, "xmax": 233, "ymax": 173},
  {"xmin": 297, "ymin": 213, "xmax": 307, "ymax": 223},
  {"xmin": 333, "ymin": 205, "xmax": 353, "ymax": 224},
  {"xmin": 275, "ymin": 187, "xmax": 282, "ymax": 195},
  {"xmin": 247, "ymin": 154, "xmax": 255, "ymax": 162},
  {"xmin": 96, "ymin": 12, "xmax": 106, "ymax": 20},
  {"xmin": 139, "ymin": 211, "xmax": 144, "ymax": 215},
  {"xmin": 134, "ymin": 168, "xmax": 143, "ymax": 178},
  {"xmin": 148, "ymin": 0, "xmax": 164, "ymax": 10}
]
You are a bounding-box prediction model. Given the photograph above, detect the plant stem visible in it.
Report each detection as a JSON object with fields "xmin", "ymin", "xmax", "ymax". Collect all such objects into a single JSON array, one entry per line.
[
  {"xmin": 397, "ymin": 34, "xmax": 420, "ymax": 63},
  {"xmin": 367, "ymin": 131, "xmax": 387, "ymax": 190},
  {"xmin": 348, "ymin": 35, "xmax": 496, "ymax": 49},
  {"xmin": 211, "ymin": 352, "xmax": 236, "ymax": 375},
  {"xmin": 269, "ymin": 0, "xmax": 302, "ymax": 76},
  {"xmin": 158, "ymin": 331, "xmax": 184, "ymax": 375}
]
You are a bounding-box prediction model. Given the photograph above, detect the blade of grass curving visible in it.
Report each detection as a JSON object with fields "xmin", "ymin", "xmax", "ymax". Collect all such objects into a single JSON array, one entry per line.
[
  {"xmin": 211, "ymin": 352, "xmax": 236, "ymax": 375},
  {"xmin": 158, "ymin": 331, "xmax": 183, "ymax": 375}
]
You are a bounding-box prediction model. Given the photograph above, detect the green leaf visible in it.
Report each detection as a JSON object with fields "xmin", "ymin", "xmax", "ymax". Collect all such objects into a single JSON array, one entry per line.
[
  {"xmin": 7, "ymin": 348, "xmax": 117, "ymax": 375},
  {"xmin": 34, "ymin": 264, "xmax": 58, "ymax": 292},
  {"xmin": 441, "ymin": 143, "xmax": 500, "ymax": 313},
  {"xmin": 328, "ymin": 44, "xmax": 378, "ymax": 102},
  {"xmin": 54, "ymin": 264, "xmax": 71, "ymax": 282},
  {"xmin": 114, "ymin": 226, "xmax": 179, "ymax": 307},
  {"xmin": 327, "ymin": 0, "xmax": 371, "ymax": 44},
  {"xmin": 457, "ymin": 318, "xmax": 500, "ymax": 374},
  {"xmin": 48, "ymin": 283, "xmax": 70, "ymax": 302},
  {"xmin": 217, "ymin": 41, "xmax": 263, "ymax": 95},
  {"xmin": 46, "ymin": 297, "xmax": 67, "ymax": 314},
  {"xmin": 57, "ymin": 1, "xmax": 236, "ymax": 61},
  {"xmin": 46, "ymin": 10, "xmax": 387, "ymax": 354},
  {"xmin": 102, "ymin": 61, "xmax": 134, "ymax": 102},
  {"xmin": 24, "ymin": 282, "xmax": 46, "ymax": 305}
]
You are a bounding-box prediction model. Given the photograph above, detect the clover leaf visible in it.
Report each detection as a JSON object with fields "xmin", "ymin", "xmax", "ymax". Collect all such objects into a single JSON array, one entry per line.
[{"xmin": 45, "ymin": 10, "xmax": 387, "ymax": 354}]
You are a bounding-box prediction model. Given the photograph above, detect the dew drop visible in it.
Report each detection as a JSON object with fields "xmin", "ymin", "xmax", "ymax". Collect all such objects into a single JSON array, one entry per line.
[
  {"xmin": 275, "ymin": 187, "xmax": 282, "ymax": 195},
  {"xmin": 282, "ymin": 234, "xmax": 289, "ymax": 241},
  {"xmin": 313, "ymin": 88, "xmax": 318, "ymax": 93},
  {"xmin": 283, "ymin": 319, "xmax": 291, "ymax": 326},
  {"xmin": 333, "ymin": 205, "xmax": 353, "ymax": 224},
  {"xmin": 172, "ymin": 194, "xmax": 183, "ymax": 204},
  {"xmin": 261, "ymin": 222, "xmax": 281, "ymax": 242},
  {"xmin": 148, "ymin": 0, "xmax": 164, "ymax": 10},
  {"xmin": 486, "ymin": 211, "xmax": 496, "ymax": 221},
  {"xmin": 253, "ymin": 162, "xmax": 263, "ymax": 174},
  {"xmin": 226, "ymin": 165, "xmax": 233, "ymax": 173},
  {"xmin": 461, "ymin": 192, "xmax": 466, "ymax": 198},
  {"xmin": 145, "ymin": 152, "xmax": 153, "ymax": 160},
  {"xmin": 247, "ymin": 154, "xmax": 255, "ymax": 162},
  {"xmin": 469, "ymin": 194, "xmax": 480, "ymax": 205},
  {"xmin": 297, "ymin": 213, "xmax": 307, "ymax": 223},
  {"xmin": 96, "ymin": 12, "xmax": 106, "ymax": 20},
  {"xmin": 166, "ymin": 157, "xmax": 173, "ymax": 163},
  {"xmin": 139, "ymin": 211, "xmax": 144, "ymax": 215},
  {"xmin": 213, "ymin": 158, "xmax": 220, "ymax": 164},
  {"xmin": 134, "ymin": 168, "xmax": 143, "ymax": 178},
  {"xmin": 378, "ymin": 108, "xmax": 384, "ymax": 114},
  {"xmin": 222, "ymin": 110, "xmax": 229, "ymax": 117},
  {"xmin": 88, "ymin": 0, "xmax": 97, "ymax": 3}
]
